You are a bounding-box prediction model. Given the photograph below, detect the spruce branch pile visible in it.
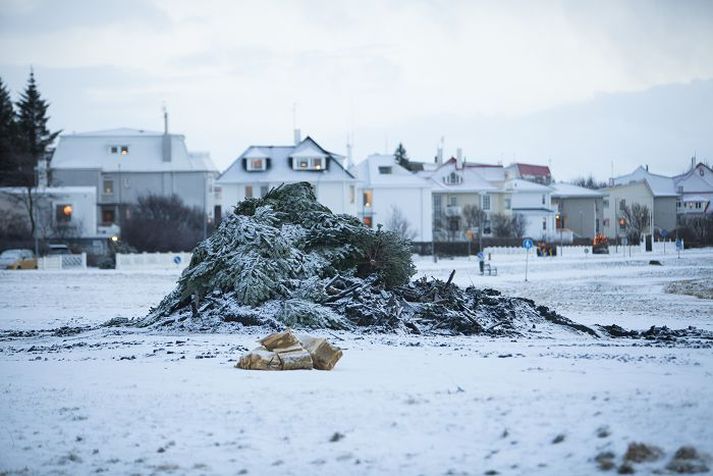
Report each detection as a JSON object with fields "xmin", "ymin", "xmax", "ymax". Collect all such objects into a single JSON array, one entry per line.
[{"xmin": 127, "ymin": 182, "xmax": 596, "ymax": 337}]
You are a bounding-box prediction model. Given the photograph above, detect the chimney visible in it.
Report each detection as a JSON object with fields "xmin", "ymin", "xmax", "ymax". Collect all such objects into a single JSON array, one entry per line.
[
  {"xmin": 645, "ymin": 164, "xmax": 648, "ymax": 171},
  {"xmin": 294, "ymin": 128, "xmax": 301, "ymax": 145},
  {"xmin": 456, "ymin": 148, "xmax": 463, "ymax": 166},
  {"xmin": 162, "ymin": 107, "xmax": 171, "ymax": 162},
  {"xmin": 691, "ymin": 156, "xmax": 696, "ymax": 170},
  {"xmin": 436, "ymin": 137, "xmax": 444, "ymax": 166}
]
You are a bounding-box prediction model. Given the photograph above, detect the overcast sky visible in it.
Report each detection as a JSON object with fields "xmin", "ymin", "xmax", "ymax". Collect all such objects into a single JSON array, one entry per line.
[{"xmin": 1, "ymin": 0, "xmax": 712, "ymax": 180}]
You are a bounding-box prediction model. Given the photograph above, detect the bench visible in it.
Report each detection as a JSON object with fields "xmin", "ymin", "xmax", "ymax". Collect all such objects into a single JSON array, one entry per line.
[{"xmin": 482, "ymin": 263, "xmax": 498, "ymax": 276}]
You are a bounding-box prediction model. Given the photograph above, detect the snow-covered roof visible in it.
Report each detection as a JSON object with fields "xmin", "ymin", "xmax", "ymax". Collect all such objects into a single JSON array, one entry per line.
[
  {"xmin": 418, "ymin": 158, "xmax": 499, "ymax": 192},
  {"xmin": 682, "ymin": 195, "xmax": 709, "ymax": 202},
  {"xmin": 465, "ymin": 164, "xmax": 506, "ymax": 183},
  {"xmin": 673, "ymin": 163, "xmax": 713, "ymax": 191},
  {"xmin": 611, "ymin": 166, "xmax": 678, "ymax": 197},
  {"xmin": 550, "ymin": 183, "xmax": 604, "ymax": 198},
  {"xmin": 51, "ymin": 130, "xmax": 218, "ymax": 173},
  {"xmin": 350, "ymin": 154, "xmax": 431, "ymax": 189},
  {"xmin": 505, "ymin": 179, "xmax": 553, "ymax": 193},
  {"xmin": 217, "ymin": 136, "xmax": 355, "ymax": 185}
]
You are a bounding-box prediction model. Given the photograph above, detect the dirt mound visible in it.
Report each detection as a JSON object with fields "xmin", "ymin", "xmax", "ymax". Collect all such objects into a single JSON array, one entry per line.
[{"xmin": 598, "ymin": 324, "xmax": 713, "ymax": 347}]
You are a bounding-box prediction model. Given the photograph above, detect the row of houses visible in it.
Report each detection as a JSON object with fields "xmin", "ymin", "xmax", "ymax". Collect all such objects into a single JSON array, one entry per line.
[{"xmin": 4, "ymin": 124, "xmax": 712, "ymax": 249}]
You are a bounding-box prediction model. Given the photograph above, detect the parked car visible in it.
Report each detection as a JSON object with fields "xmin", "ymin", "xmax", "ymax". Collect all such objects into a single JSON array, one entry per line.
[{"xmin": 0, "ymin": 249, "xmax": 37, "ymax": 270}]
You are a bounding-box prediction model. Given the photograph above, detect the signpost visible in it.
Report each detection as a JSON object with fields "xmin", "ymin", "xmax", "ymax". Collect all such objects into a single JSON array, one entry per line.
[
  {"xmin": 522, "ymin": 238, "xmax": 533, "ymax": 282},
  {"xmin": 661, "ymin": 229, "xmax": 669, "ymax": 254},
  {"xmin": 675, "ymin": 238, "xmax": 683, "ymax": 259}
]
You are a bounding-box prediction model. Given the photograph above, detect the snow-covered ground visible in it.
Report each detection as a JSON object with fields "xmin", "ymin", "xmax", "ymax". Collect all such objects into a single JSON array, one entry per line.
[{"xmin": 1, "ymin": 249, "xmax": 712, "ymax": 475}]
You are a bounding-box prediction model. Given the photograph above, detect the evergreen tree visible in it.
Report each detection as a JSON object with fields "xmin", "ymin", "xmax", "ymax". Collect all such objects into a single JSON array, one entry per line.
[
  {"xmin": 15, "ymin": 69, "xmax": 60, "ymax": 177},
  {"xmin": 0, "ymin": 77, "xmax": 18, "ymax": 185},
  {"xmin": 394, "ymin": 143, "xmax": 408, "ymax": 166}
]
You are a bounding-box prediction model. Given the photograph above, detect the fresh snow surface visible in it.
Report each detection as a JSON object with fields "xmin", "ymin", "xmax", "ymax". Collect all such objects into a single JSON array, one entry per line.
[{"xmin": 1, "ymin": 249, "xmax": 713, "ymax": 475}]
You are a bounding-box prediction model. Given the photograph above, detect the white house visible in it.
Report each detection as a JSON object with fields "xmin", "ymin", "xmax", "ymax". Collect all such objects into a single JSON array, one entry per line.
[
  {"xmin": 51, "ymin": 125, "xmax": 218, "ymax": 233},
  {"xmin": 504, "ymin": 179, "xmax": 556, "ymax": 241},
  {"xmin": 217, "ymin": 136, "xmax": 358, "ymax": 216},
  {"xmin": 673, "ymin": 160, "xmax": 713, "ymax": 216},
  {"xmin": 350, "ymin": 154, "xmax": 432, "ymax": 241},
  {"xmin": 603, "ymin": 166, "xmax": 679, "ymax": 237},
  {"xmin": 0, "ymin": 186, "xmax": 100, "ymax": 239}
]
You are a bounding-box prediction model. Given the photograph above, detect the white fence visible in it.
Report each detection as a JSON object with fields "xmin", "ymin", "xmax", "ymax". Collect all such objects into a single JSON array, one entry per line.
[
  {"xmin": 39, "ymin": 253, "xmax": 87, "ymax": 270},
  {"xmin": 486, "ymin": 240, "xmax": 682, "ymax": 257},
  {"xmin": 116, "ymin": 252, "xmax": 193, "ymax": 271}
]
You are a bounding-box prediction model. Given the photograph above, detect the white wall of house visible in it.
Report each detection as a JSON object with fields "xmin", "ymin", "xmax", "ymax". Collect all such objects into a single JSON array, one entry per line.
[
  {"xmin": 363, "ymin": 187, "xmax": 433, "ymax": 241},
  {"xmin": 602, "ymin": 181, "xmax": 653, "ymax": 238}
]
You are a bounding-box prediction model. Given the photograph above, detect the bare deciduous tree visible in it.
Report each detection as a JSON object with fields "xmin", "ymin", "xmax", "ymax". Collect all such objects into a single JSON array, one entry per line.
[
  {"xmin": 385, "ymin": 206, "xmax": 416, "ymax": 241},
  {"xmin": 620, "ymin": 203, "xmax": 650, "ymax": 243}
]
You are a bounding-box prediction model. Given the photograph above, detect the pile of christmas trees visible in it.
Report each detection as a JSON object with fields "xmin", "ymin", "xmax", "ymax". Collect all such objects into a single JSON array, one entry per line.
[{"xmin": 126, "ymin": 182, "xmax": 595, "ymax": 337}]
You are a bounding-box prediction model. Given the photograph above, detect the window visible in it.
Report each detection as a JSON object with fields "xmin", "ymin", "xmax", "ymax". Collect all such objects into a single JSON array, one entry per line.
[
  {"xmin": 696, "ymin": 202, "xmax": 702, "ymax": 209},
  {"xmin": 363, "ymin": 216, "xmax": 373, "ymax": 228},
  {"xmin": 363, "ymin": 190, "xmax": 373, "ymax": 207},
  {"xmin": 603, "ymin": 199, "xmax": 609, "ymax": 208},
  {"xmin": 619, "ymin": 217, "xmax": 627, "ymax": 230},
  {"xmin": 214, "ymin": 186, "xmax": 222, "ymax": 200},
  {"xmin": 700, "ymin": 168, "xmax": 705, "ymax": 176},
  {"xmin": 505, "ymin": 198, "xmax": 511, "ymax": 210},
  {"xmin": 483, "ymin": 219, "xmax": 491, "ymax": 235},
  {"xmin": 619, "ymin": 199, "xmax": 626, "ymax": 210},
  {"xmin": 293, "ymin": 157, "xmax": 324, "ymax": 170},
  {"xmin": 677, "ymin": 201, "xmax": 681, "ymax": 208},
  {"xmin": 247, "ymin": 158, "xmax": 266, "ymax": 171},
  {"xmin": 433, "ymin": 195, "xmax": 442, "ymax": 216},
  {"xmin": 120, "ymin": 145, "xmax": 129, "ymax": 155},
  {"xmin": 349, "ymin": 185, "xmax": 355, "ymax": 204},
  {"xmin": 110, "ymin": 145, "xmax": 118, "ymax": 154},
  {"xmin": 449, "ymin": 196, "xmax": 457, "ymax": 206},
  {"xmin": 103, "ymin": 179, "xmax": 114, "ymax": 194},
  {"xmin": 101, "ymin": 207, "xmax": 115, "ymax": 225},
  {"xmin": 56, "ymin": 204, "xmax": 73, "ymax": 223},
  {"xmin": 542, "ymin": 217, "xmax": 547, "ymax": 230},
  {"xmin": 603, "ymin": 218, "xmax": 610, "ymax": 227},
  {"xmin": 245, "ymin": 185, "xmax": 253, "ymax": 199},
  {"xmin": 482, "ymin": 194, "xmax": 491, "ymax": 210},
  {"xmin": 260, "ymin": 185, "xmax": 269, "ymax": 197},
  {"xmin": 541, "ymin": 194, "xmax": 546, "ymax": 205},
  {"xmin": 378, "ymin": 166, "xmax": 392, "ymax": 174},
  {"xmin": 444, "ymin": 172, "xmax": 463, "ymax": 185}
]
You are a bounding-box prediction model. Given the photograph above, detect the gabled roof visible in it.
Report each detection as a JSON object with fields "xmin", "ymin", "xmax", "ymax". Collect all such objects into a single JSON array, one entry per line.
[
  {"xmin": 217, "ymin": 136, "xmax": 355, "ymax": 184},
  {"xmin": 511, "ymin": 163, "xmax": 551, "ymax": 177},
  {"xmin": 673, "ymin": 162, "xmax": 713, "ymax": 189},
  {"xmin": 350, "ymin": 154, "xmax": 431, "ymax": 189},
  {"xmin": 550, "ymin": 183, "xmax": 604, "ymax": 198},
  {"xmin": 611, "ymin": 166, "xmax": 678, "ymax": 197},
  {"xmin": 427, "ymin": 160, "xmax": 498, "ymax": 193}
]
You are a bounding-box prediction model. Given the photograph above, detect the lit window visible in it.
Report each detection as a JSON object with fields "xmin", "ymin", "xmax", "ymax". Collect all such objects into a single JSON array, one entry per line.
[
  {"xmin": 56, "ymin": 204, "xmax": 73, "ymax": 222},
  {"xmin": 245, "ymin": 185, "xmax": 253, "ymax": 199},
  {"xmin": 249, "ymin": 158, "xmax": 265, "ymax": 171},
  {"xmin": 363, "ymin": 216, "xmax": 373, "ymax": 228},
  {"xmin": 482, "ymin": 195, "xmax": 491, "ymax": 210},
  {"xmin": 120, "ymin": 145, "xmax": 129, "ymax": 155},
  {"xmin": 103, "ymin": 180, "xmax": 114, "ymax": 194},
  {"xmin": 292, "ymin": 157, "xmax": 326, "ymax": 171},
  {"xmin": 378, "ymin": 166, "xmax": 392, "ymax": 174},
  {"xmin": 363, "ymin": 190, "xmax": 373, "ymax": 208},
  {"xmin": 101, "ymin": 207, "xmax": 115, "ymax": 225}
]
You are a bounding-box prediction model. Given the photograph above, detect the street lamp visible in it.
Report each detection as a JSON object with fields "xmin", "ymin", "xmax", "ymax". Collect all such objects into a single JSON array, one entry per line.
[{"xmin": 555, "ymin": 213, "xmax": 562, "ymax": 256}]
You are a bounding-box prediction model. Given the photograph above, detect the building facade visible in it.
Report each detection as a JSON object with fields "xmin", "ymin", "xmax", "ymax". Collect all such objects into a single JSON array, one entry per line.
[
  {"xmin": 216, "ymin": 136, "xmax": 357, "ymax": 216},
  {"xmin": 50, "ymin": 127, "xmax": 218, "ymax": 235}
]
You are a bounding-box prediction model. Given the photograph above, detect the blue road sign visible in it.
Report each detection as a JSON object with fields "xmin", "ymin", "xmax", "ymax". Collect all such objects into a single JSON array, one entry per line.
[
  {"xmin": 522, "ymin": 238, "xmax": 534, "ymax": 250},
  {"xmin": 173, "ymin": 255, "xmax": 182, "ymax": 265},
  {"xmin": 477, "ymin": 251, "xmax": 485, "ymax": 260},
  {"xmin": 675, "ymin": 239, "xmax": 683, "ymax": 250}
]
